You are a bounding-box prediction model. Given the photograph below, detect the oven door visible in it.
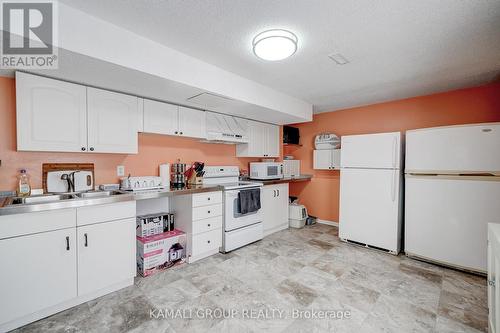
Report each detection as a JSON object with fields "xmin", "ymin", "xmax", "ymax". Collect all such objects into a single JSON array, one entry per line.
[{"xmin": 224, "ymin": 188, "xmax": 263, "ymax": 232}]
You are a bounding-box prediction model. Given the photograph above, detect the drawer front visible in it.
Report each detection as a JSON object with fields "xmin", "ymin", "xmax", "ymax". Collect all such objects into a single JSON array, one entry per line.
[
  {"xmin": 0, "ymin": 208, "xmax": 76, "ymax": 240},
  {"xmin": 192, "ymin": 229, "xmax": 222, "ymax": 256},
  {"xmin": 192, "ymin": 204, "xmax": 222, "ymax": 221},
  {"xmin": 192, "ymin": 191, "xmax": 222, "ymax": 207},
  {"xmin": 77, "ymin": 201, "xmax": 136, "ymax": 226},
  {"xmin": 192, "ymin": 216, "xmax": 223, "ymax": 235}
]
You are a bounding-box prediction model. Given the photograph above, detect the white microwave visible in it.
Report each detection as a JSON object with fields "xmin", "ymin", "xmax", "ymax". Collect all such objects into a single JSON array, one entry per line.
[{"xmin": 249, "ymin": 162, "xmax": 284, "ymax": 180}]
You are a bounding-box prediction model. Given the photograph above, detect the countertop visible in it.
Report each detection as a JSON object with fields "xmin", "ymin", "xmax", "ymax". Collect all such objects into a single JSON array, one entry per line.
[
  {"xmin": 0, "ymin": 176, "xmax": 313, "ymax": 216},
  {"xmin": 0, "ymin": 184, "xmax": 222, "ymax": 216},
  {"xmin": 242, "ymin": 174, "xmax": 313, "ymax": 185}
]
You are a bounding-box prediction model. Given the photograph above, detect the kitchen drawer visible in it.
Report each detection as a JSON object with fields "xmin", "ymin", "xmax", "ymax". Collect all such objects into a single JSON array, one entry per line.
[
  {"xmin": 0, "ymin": 208, "xmax": 76, "ymax": 240},
  {"xmin": 192, "ymin": 229, "xmax": 222, "ymax": 256},
  {"xmin": 77, "ymin": 201, "xmax": 136, "ymax": 226},
  {"xmin": 192, "ymin": 191, "xmax": 222, "ymax": 207},
  {"xmin": 192, "ymin": 216, "xmax": 222, "ymax": 235},
  {"xmin": 192, "ymin": 204, "xmax": 222, "ymax": 221}
]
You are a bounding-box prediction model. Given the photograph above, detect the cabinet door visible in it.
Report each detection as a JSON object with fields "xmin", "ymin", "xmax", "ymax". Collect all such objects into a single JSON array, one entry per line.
[
  {"xmin": 276, "ymin": 183, "xmax": 289, "ymax": 227},
  {"xmin": 266, "ymin": 124, "xmax": 280, "ymax": 157},
  {"xmin": 236, "ymin": 120, "xmax": 265, "ymax": 157},
  {"xmin": 16, "ymin": 72, "xmax": 87, "ymax": 152},
  {"xmin": 87, "ymin": 88, "xmax": 139, "ymax": 154},
  {"xmin": 251, "ymin": 121, "xmax": 267, "ymax": 157},
  {"xmin": 143, "ymin": 99, "xmax": 179, "ymax": 135},
  {"xmin": 262, "ymin": 184, "xmax": 289, "ymax": 235},
  {"xmin": 314, "ymin": 150, "xmax": 332, "ymax": 169},
  {"xmin": 262, "ymin": 185, "xmax": 277, "ymax": 234},
  {"xmin": 0, "ymin": 229, "xmax": 77, "ymax": 325},
  {"xmin": 77, "ymin": 218, "xmax": 136, "ymax": 296},
  {"xmin": 178, "ymin": 106, "xmax": 206, "ymax": 139}
]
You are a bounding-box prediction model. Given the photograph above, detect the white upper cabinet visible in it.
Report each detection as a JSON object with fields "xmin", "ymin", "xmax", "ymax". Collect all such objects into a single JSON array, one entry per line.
[
  {"xmin": 143, "ymin": 99, "xmax": 178, "ymax": 135},
  {"xmin": 143, "ymin": 101, "xmax": 206, "ymax": 139},
  {"xmin": 16, "ymin": 72, "xmax": 88, "ymax": 152},
  {"xmin": 87, "ymin": 88, "xmax": 139, "ymax": 154},
  {"xmin": 236, "ymin": 120, "xmax": 280, "ymax": 157},
  {"xmin": 16, "ymin": 73, "xmax": 139, "ymax": 154},
  {"xmin": 266, "ymin": 123, "xmax": 280, "ymax": 157},
  {"xmin": 178, "ymin": 106, "xmax": 206, "ymax": 139},
  {"xmin": 313, "ymin": 149, "xmax": 341, "ymax": 170}
]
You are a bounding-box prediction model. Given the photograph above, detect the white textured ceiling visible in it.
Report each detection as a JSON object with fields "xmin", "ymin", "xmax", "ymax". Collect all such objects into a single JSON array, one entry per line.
[{"xmin": 60, "ymin": 0, "xmax": 500, "ymax": 113}]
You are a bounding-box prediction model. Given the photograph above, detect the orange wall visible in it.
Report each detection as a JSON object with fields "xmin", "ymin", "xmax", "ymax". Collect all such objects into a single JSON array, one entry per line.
[
  {"xmin": 0, "ymin": 77, "xmax": 262, "ymax": 190},
  {"xmin": 287, "ymin": 83, "xmax": 500, "ymax": 222}
]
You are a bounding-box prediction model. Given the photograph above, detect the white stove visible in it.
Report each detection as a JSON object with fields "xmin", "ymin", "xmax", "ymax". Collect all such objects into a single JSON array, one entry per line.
[{"xmin": 202, "ymin": 166, "xmax": 263, "ymax": 252}]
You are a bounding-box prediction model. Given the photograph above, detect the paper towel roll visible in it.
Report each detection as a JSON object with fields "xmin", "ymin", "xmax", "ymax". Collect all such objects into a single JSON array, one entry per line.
[{"xmin": 159, "ymin": 163, "xmax": 170, "ymax": 188}]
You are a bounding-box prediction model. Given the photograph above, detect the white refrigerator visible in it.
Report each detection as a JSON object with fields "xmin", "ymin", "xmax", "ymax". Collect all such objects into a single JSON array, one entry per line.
[
  {"xmin": 339, "ymin": 131, "xmax": 403, "ymax": 254},
  {"xmin": 405, "ymin": 123, "xmax": 500, "ymax": 273}
]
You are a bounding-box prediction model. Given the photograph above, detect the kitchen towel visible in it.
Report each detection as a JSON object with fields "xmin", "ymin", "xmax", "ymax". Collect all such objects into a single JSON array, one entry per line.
[{"xmin": 238, "ymin": 188, "xmax": 261, "ymax": 214}]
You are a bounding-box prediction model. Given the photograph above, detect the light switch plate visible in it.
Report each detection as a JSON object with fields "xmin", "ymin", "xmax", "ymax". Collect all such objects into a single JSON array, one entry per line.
[{"xmin": 117, "ymin": 165, "xmax": 125, "ymax": 177}]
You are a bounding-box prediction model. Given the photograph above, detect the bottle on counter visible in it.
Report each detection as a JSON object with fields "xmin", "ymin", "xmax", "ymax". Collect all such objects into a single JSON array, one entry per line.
[{"xmin": 17, "ymin": 169, "xmax": 31, "ymax": 197}]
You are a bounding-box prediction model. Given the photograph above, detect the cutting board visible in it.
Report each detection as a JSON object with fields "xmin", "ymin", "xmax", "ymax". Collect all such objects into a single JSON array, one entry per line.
[{"xmin": 43, "ymin": 163, "xmax": 94, "ymax": 193}]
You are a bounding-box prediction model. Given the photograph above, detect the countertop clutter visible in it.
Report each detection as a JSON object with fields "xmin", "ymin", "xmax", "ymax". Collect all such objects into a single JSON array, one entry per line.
[
  {"xmin": 0, "ymin": 185, "xmax": 221, "ymax": 216},
  {"xmin": 0, "ymin": 176, "xmax": 313, "ymax": 216}
]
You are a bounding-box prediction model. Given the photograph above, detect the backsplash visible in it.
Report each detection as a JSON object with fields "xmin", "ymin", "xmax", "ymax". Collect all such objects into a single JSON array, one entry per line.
[{"xmin": 0, "ymin": 77, "xmax": 272, "ymax": 191}]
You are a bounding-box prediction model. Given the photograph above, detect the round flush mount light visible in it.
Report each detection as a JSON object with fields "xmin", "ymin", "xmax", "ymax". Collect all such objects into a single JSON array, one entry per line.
[{"xmin": 252, "ymin": 29, "xmax": 298, "ymax": 61}]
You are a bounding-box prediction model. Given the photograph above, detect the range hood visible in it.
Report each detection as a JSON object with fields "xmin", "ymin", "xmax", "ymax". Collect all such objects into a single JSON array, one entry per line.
[{"xmin": 205, "ymin": 112, "xmax": 249, "ymax": 144}]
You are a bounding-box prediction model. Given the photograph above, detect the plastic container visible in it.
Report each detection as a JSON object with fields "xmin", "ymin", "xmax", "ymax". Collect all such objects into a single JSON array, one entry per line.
[{"xmin": 17, "ymin": 169, "xmax": 31, "ymax": 197}]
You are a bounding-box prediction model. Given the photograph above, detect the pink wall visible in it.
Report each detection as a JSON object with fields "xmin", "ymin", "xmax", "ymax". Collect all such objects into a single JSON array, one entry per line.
[
  {"xmin": 0, "ymin": 77, "xmax": 264, "ymax": 190},
  {"xmin": 287, "ymin": 82, "xmax": 500, "ymax": 222}
]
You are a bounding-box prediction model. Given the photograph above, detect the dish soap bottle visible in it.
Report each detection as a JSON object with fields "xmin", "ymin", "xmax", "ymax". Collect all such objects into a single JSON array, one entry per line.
[{"xmin": 17, "ymin": 169, "xmax": 31, "ymax": 197}]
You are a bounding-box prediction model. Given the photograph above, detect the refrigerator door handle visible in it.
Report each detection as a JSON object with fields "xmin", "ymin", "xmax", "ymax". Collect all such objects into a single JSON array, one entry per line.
[
  {"xmin": 392, "ymin": 136, "xmax": 398, "ymax": 168},
  {"xmin": 391, "ymin": 169, "xmax": 397, "ymax": 202}
]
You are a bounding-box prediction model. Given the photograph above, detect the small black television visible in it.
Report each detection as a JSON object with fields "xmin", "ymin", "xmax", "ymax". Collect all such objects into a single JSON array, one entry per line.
[{"xmin": 283, "ymin": 126, "xmax": 300, "ymax": 145}]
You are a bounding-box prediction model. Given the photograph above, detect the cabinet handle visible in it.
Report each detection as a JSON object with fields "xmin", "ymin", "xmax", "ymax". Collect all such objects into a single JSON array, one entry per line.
[
  {"xmin": 84, "ymin": 233, "xmax": 88, "ymax": 247},
  {"xmin": 207, "ymin": 240, "xmax": 211, "ymax": 244},
  {"xmin": 208, "ymin": 210, "xmax": 211, "ymax": 214},
  {"xmin": 277, "ymin": 189, "xmax": 280, "ymax": 196},
  {"xmin": 180, "ymin": 132, "xmax": 183, "ymax": 135},
  {"xmin": 273, "ymin": 190, "xmax": 276, "ymax": 197},
  {"xmin": 208, "ymin": 197, "xmax": 211, "ymax": 201},
  {"xmin": 66, "ymin": 236, "xmax": 70, "ymax": 251},
  {"xmin": 89, "ymin": 147, "xmax": 94, "ymax": 151},
  {"xmin": 489, "ymin": 279, "xmax": 496, "ymax": 286},
  {"xmin": 175, "ymin": 131, "xmax": 178, "ymax": 134},
  {"xmin": 208, "ymin": 224, "xmax": 211, "ymax": 227},
  {"xmin": 81, "ymin": 147, "xmax": 86, "ymax": 151}
]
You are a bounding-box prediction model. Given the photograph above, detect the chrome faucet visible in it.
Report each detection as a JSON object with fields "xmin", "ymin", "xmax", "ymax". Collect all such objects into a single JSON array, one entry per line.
[{"xmin": 60, "ymin": 171, "xmax": 81, "ymax": 192}]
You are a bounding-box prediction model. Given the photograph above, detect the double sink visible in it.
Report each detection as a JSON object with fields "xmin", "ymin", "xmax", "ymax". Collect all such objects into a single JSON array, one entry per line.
[{"xmin": 7, "ymin": 190, "xmax": 126, "ymax": 206}]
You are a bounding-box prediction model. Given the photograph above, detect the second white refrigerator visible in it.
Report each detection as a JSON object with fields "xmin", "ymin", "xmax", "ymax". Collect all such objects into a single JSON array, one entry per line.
[{"xmin": 339, "ymin": 131, "xmax": 403, "ymax": 253}]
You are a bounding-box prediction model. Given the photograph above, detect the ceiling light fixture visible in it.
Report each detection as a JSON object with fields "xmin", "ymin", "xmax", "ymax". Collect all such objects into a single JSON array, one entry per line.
[{"xmin": 252, "ymin": 29, "xmax": 298, "ymax": 61}]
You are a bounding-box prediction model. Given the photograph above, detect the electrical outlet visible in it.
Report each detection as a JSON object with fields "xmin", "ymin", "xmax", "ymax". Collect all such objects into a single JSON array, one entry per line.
[{"xmin": 117, "ymin": 165, "xmax": 125, "ymax": 177}]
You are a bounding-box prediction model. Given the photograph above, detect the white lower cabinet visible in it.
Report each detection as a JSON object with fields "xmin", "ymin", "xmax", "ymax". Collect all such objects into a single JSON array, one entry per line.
[
  {"xmin": 262, "ymin": 183, "xmax": 289, "ymax": 236},
  {"xmin": 0, "ymin": 201, "xmax": 136, "ymax": 332},
  {"xmin": 172, "ymin": 191, "xmax": 223, "ymax": 263},
  {"xmin": 0, "ymin": 228, "xmax": 77, "ymax": 327},
  {"xmin": 77, "ymin": 218, "xmax": 136, "ymax": 296}
]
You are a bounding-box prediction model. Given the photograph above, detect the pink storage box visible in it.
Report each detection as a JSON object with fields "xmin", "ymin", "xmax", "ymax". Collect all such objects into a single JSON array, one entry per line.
[{"xmin": 136, "ymin": 229, "xmax": 186, "ymax": 277}]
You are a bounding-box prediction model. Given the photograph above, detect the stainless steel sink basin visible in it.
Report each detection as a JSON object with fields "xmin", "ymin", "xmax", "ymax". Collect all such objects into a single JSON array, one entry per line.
[
  {"xmin": 11, "ymin": 194, "xmax": 75, "ymax": 205},
  {"xmin": 76, "ymin": 190, "xmax": 111, "ymax": 198}
]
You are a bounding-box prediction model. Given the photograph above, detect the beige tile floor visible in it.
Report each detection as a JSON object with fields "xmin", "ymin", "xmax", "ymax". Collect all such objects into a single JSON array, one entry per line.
[{"xmin": 16, "ymin": 224, "xmax": 487, "ymax": 333}]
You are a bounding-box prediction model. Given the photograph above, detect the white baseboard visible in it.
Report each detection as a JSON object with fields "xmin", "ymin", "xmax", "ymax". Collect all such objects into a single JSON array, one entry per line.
[{"xmin": 316, "ymin": 219, "xmax": 338, "ymax": 227}]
